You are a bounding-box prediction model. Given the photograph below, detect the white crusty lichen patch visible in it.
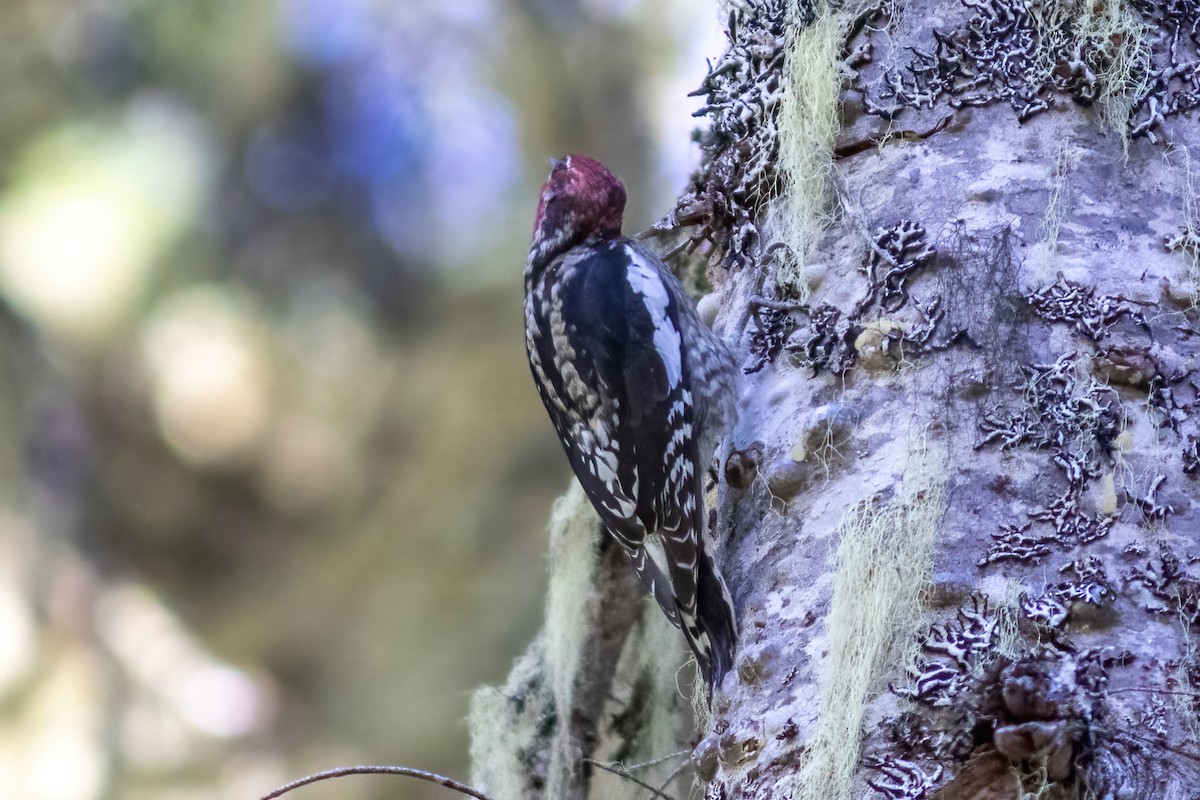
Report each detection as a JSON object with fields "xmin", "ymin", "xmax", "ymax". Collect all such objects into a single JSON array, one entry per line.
[
  {"xmin": 861, "ymin": 0, "xmax": 1153, "ymax": 145},
  {"xmin": 468, "ymin": 482, "xmax": 599, "ymax": 799},
  {"xmin": 780, "ymin": 430, "xmax": 945, "ymax": 800}
]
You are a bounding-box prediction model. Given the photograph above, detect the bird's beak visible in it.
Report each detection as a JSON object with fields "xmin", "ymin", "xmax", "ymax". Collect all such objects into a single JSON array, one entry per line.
[{"xmin": 547, "ymin": 156, "xmax": 563, "ymax": 170}]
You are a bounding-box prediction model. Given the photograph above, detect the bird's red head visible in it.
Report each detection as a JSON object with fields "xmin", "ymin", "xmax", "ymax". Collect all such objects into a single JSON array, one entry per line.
[{"xmin": 529, "ymin": 154, "xmax": 627, "ymax": 268}]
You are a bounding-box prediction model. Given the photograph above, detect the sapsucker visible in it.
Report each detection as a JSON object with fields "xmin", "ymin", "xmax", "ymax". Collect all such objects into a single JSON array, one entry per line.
[{"xmin": 524, "ymin": 154, "xmax": 739, "ymax": 689}]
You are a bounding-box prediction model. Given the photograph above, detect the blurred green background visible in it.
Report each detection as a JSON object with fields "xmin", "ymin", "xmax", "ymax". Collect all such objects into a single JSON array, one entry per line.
[{"xmin": 0, "ymin": 1, "xmax": 720, "ymax": 798}]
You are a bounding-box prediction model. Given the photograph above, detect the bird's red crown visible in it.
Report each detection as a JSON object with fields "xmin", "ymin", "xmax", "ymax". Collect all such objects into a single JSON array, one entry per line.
[{"xmin": 530, "ymin": 155, "xmax": 627, "ymax": 266}]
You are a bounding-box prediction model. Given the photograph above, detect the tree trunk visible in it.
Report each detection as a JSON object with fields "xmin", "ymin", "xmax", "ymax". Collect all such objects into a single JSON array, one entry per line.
[{"xmin": 471, "ymin": 0, "xmax": 1200, "ymax": 798}]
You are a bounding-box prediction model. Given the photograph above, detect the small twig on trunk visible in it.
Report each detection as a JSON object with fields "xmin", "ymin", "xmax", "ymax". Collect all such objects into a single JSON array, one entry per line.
[
  {"xmin": 749, "ymin": 295, "xmax": 809, "ymax": 312},
  {"xmin": 621, "ymin": 749, "xmax": 690, "ymax": 772},
  {"xmin": 260, "ymin": 765, "xmax": 493, "ymax": 800},
  {"xmin": 653, "ymin": 756, "xmax": 693, "ymax": 798},
  {"xmin": 582, "ymin": 758, "xmax": 678, "ymax": 800},
  {"xmin": 834, "ymin": 114, "xmax": 953, "ymax": 159},
  {"xmin": 1109, "ymin": 687, "xmax": 1200, "ymax": 699}
]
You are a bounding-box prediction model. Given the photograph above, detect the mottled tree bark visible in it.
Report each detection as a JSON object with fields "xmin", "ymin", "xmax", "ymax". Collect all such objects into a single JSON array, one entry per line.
[{"xmin": 472, "ymin": 0, "xmax": 1200, "ymax": 798}]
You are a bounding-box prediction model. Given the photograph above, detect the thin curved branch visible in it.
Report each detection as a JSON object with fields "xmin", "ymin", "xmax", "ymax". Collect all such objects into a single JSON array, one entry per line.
[{"xmin": 260, "ymin": 765, "xmax": 492, "ymax": 800}]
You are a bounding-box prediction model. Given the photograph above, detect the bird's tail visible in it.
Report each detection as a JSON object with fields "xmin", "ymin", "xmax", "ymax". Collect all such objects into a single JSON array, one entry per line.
[
  {"xmin": 624, "ymin": 535, "xmax": 738, "ymax": 692},
  {"xmin": 692, "ymin": 546, "xmax": 738, "ymax": 690}
]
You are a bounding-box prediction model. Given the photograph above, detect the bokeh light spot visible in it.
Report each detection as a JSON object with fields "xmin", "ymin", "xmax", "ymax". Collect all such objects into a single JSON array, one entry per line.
[
  {"xmin": 142, "ymin": 287, "xmax": 271, "ymax": 466},
  {"xmin": 0, "ymin": 97, "xmax": 210, "ymax": 343},
  {"xmin": 97, "ymin": 585, "xmax": 274, "ymax": 741}
]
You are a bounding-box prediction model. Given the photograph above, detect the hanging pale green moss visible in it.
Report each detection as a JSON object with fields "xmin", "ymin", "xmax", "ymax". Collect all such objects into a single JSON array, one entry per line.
[
  {"xmin": 1170, "ymin": 147, "xmax": 1200, "ymax": 304},
  {"xmin": 468, "ymin": 483, "xmax": 600, "ymax": 799},
  {"xmin": 468, "ymin": 640, "xmax": 550, "ymax": 800},
  {"xmin": 1029, "ymin": 141, "xmax": 1072, "ymax": 284},
  {"xmin": 781, "ymin": 430, "xmax": 945, "ymax": 800},
  {"xmin": 1076, "ymin": 0, "xmax": 1151, "ymax": 146},
  {"xmin": 468, "ymin": 481, "xmax": 695, "ymax": 799},
  {"xmin": 774, "ymin": 3, "xmax": 841, "ymax": 299}
]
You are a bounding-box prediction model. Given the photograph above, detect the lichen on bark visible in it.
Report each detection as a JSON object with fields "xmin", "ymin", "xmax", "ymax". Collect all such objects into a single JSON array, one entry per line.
[{"xmin": 474, "ymin": 0, "xmax": 1200, "ymax": 796}]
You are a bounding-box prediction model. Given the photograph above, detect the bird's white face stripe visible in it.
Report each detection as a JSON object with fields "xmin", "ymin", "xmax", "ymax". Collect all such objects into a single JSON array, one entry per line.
[{"xmin": 624, "ymin": 244, "xmax": 683, "ymax": 388}]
